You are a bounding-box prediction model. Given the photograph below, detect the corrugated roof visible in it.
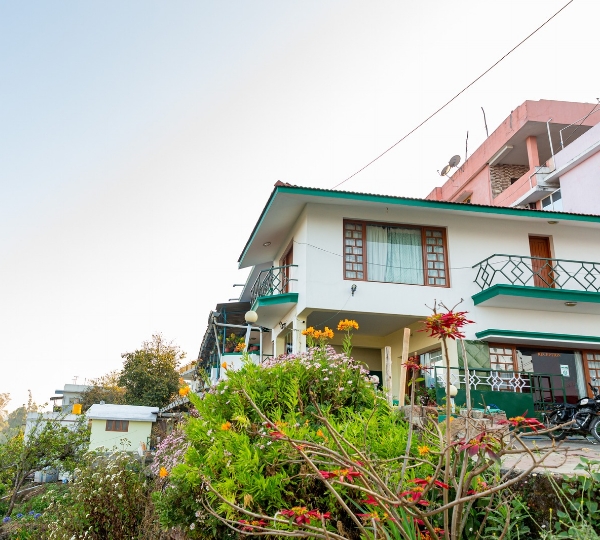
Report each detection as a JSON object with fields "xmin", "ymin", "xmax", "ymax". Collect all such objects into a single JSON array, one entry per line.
[{"xmin": 86, "ymin": 404, "xmax": 159, "ymax": 422}]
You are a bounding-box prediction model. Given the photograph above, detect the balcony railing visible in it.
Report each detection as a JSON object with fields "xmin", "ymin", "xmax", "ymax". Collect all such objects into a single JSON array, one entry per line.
[
  {"xmin": 433, "ymin": 366, "xmax": 567, "ymax": 411},
  {"xmin": 473, "ymin": 254, "xmax": 600, "ymax": 292},
  {"xmin": 250, "ymin": 265, "xmax": 298, "ymax": 304}
]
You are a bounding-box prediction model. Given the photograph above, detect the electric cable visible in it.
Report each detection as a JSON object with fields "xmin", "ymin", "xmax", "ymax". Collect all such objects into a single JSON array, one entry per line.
[{"xmin": 332, "ymin": 0, "xmax": 575, "ymax": 189}]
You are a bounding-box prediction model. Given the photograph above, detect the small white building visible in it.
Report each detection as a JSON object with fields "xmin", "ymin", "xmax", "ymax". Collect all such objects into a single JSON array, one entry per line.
[
  {"xmin": 24, "ymin": 412, "xmax": 81, "ymax": 442},
  {"xmin": 86, "ymin": 404, "xmax": 158, "ymax": 451},
  {"xmin": 50, "ymin": 383, "xmax": 90, "ymax": 412}
]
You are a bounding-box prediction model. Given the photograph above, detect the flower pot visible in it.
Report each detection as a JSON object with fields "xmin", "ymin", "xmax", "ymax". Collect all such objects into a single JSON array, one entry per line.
[{"xmin": 224, "ymin": 347, "xmax": 234, "ymax": 353}]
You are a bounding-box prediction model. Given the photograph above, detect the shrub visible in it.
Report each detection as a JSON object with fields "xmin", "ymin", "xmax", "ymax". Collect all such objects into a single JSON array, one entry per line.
[{"xmin": 44, "ymin": 451, "xmax": 156, "ymax": 540}]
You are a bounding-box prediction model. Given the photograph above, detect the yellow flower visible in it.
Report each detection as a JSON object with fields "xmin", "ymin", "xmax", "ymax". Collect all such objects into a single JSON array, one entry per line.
[
  {"xmin": 337, "ymin": 319, "xmax": 359, "ymax": 331},
  {"xmin": 302, "ymin": 326, "xmax": 315, "ymax": 336},
  {"xmin": 179, "ymin": 377, "xmax": 184, "ymax": 385},
  {"xmin": 159, "ymin": 467, "xmax": 169, "ymax": 478},
  {"xmin": 179, "ymin": 386, "xmax": 190, "ymax": 397},
  {"xmin": 417, "ymin": 445, "xmax": 430, "ymax": 456},
  {"xmin": 220, "ymin": 421, "xmax": 232, "ymax": 431},
  {"xmin": 316, "ymin": 428, "xmax": 326, "ymax": 438},
  {"xmin": 221, "ymin": 361, "xmax": 228, "ymax": 370},
  {"xmin": 323, "ymin": 327, "xmax": 334, "ymax": 339},
  {"xmin": 313, "ymin": 330, "xmax": 322, "ymax": 339}
]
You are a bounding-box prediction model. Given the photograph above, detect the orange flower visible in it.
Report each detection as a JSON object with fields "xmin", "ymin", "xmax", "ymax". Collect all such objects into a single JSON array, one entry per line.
[
  {"xmin": 301, "ymin": 326, "xmax": 315, "ymax": 336},
  {"xmin": 159, "ymin": 467, "xmax": 169, "ymax": 478},
  {"xmin": 220, "ymin": 421, "xmax": 232, "ymax": 431},
  {"xmin": 322, "ymin": 327, "xmax": 334, "ymax": 339},
  {"xmin": 316, "ymin": 428, "xmax": 326, "ymax": 438},
  {"xmin": 221, "ymin": 361, "xmax": 228, "ymax": 370},
  {"xmin": 179, "ymin": 386, "xmax": 190, "ymax": 397},
  {"xmin": 337, "ymin": 319, "xmax": 359, "ymax": 331}
]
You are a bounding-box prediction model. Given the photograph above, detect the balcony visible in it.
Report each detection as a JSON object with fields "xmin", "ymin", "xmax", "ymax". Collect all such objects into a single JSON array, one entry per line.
[
  {"xmin": 472, "ymin": 254, "xmax": 600, "ymax": 314},
  {"xmin": 250, "ymin": 265, "xmax": 298, "ymax": 328}
]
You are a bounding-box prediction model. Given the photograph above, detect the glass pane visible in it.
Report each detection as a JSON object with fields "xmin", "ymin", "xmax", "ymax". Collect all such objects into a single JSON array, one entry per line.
[
  {"xmin": 433, "ymin": 231, "xmax": 442, "ymax": 237},
  {"xmin": 346, "ymin": 224, "xmax": 355, "ymax": 230},
  {"xmin": 346, "ymin": 263, "xmax": 353, "ymax": 270},
  {"xmin": 435, "ymin": 278, "xmax": 445, "ymax": 285},
  {"xmin": 356, "ymin": 272, "xmax": 363, "ymax": 279},
  {"xmin": 345, "ymin": 230, "xmax": 352, "ymax": 237},
  {"xmin": 346, "ymin": 271, "xmax": 356, "ymax": 278},
  {"xmin": 347, "ymin": 255, "xmax": 355, "ymax": 262},
  {"xmin": 347, "ymin": 239, "xmax": 355, "ymax": 246},
  {"xmin": 353, "ymin": 231, "xmax": 362, "ymax": 238}
]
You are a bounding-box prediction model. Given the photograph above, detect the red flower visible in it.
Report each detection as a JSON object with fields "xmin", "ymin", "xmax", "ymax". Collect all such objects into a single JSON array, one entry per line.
[
  {"xmin": 319, "ymin": 468, "xmax": 361, "ymax": 483},
  {"xmin": 239, "ymin": 519, "xmax": 268, "ymax": 531},
  {"xmin": 400, "ymin": 487, "xmax": 430, "ymax": 506},
  {"xmin": 422, "ymin": 310, "xmax": 474, "ymax": 340},
  {"xmin": 458, "ymin": 433, "xmax": 499, "ymax": 462},
  {"xmin": 409, "ymin": 477, "xmax": 450, "ymax": 490},
  {"xmin": 360, "ymin": 495, "xmax": 379, "ymax": 506},
  {"xmin": 269, "ymin": 430, "xmax": 285, "ymax": 439},
  {"xmin": 280, "ymin": 507, "xmax": 330, "ymax": 524},
  {"xmin": 497, "ymin": 416, "xmax": 545, "ymax": 431}
]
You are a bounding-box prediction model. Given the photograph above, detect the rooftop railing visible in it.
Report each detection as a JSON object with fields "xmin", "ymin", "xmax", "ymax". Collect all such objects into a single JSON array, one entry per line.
[
  {"xmin": 250, "ymin": 265, "xmax": 298, "ymax": 304},
  {"xmin": 473, "ymin": 254, "xmax": 600, "ymax": 292}
]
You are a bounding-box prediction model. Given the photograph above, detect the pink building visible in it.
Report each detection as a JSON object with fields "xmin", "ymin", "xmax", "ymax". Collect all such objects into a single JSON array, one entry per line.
[{"xmin": 426, "ymin": 99, "xmax": 600, "ymax": 213}]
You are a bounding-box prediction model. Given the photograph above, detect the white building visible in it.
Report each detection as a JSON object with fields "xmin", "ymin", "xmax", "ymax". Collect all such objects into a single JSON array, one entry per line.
[
  {"xmin": 50, "ymin": 383, "xmax": 90, "ymax": 412},
  {"xmin": 196, "ymin": 184, "xmax": 600, "ymax": 418},
  {"xmin": 86, "ymin": 404, "xmax": 158, "ymax": 451}
]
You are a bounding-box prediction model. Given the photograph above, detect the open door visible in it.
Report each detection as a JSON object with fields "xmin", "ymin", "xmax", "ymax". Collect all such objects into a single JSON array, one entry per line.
[
  {"xmin": 281, "ymin": 246, "xmax": 293, "ymax": 293},
  {"xmin": 529, "ymin": 236, "xmax": 554, "ymax": 288}
]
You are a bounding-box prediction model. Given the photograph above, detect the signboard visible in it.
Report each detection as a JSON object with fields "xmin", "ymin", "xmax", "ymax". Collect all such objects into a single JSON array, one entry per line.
[{"xmin": 560, "ymin": 364, "xmax": 570, "ymax": 377}]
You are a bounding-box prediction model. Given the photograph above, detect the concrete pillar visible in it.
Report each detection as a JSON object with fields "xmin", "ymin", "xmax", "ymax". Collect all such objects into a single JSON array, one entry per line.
[
  {"xmin": 526, "ymin": 136, "xmax": 540, "ymax": 169},
  {"xmin": 292, "ymin": 318, "xmax": 306, "ymax": 353}
]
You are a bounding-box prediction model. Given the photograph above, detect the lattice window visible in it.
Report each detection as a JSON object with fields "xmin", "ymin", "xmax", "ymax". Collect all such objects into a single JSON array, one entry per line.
[
  {"xmin": 106, "ymin": 420, "xmax": 129, "ymax": 432},
  {"xmin": 344, "ymin": 221, "xmax": 365, "ymax": 280},
  {"xmin": 424, "ymin": 229, "xmax": 447, "ymax": 286},
  {"xmin": 584, "ymin": 351, "xmax": 600, "ymax": 393},
  {"xmin": 489, "ymin": 346, "xmax": 515, "ymax": 371},
  {"xmin": 343, "ymin": 220, "xmax": 449, "ymax": 286}
]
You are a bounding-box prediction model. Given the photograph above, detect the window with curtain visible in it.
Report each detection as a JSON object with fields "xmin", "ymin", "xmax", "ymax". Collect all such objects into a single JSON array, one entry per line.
[{"xmin": 344, "ymin": 220, "xmax": 448, "ymax": 286}]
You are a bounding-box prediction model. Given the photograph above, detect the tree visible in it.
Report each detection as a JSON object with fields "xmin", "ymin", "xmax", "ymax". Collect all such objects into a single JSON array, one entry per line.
[
  {"xmin": 0, "ymin": 413, "xmax": 90, "ymax": 515},
  {"xmin": 79, "ymin": 370, "xmax": 127, "ymax": 411},
  {"xmin": 0, "ymin": 392, "xmax": 9, "ymax": 434},
  {"xmin": 119, "ymin": 334, "xmax": 184, "ymax": 409}
]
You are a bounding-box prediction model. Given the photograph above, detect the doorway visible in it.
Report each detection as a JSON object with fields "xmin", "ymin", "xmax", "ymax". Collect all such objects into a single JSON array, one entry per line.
[
  {"xmin": 281, "ymin": 245, "xmax": 293, "ymax": 293},
  {"xmin": 528, "ymin": 236, "xmax": 554, "ymax": 288}
]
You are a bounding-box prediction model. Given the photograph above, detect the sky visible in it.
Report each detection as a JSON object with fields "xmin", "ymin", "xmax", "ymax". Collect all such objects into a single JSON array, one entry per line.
[{"xmin": 2, "ymin": 0, "xmax": 599, "ymax": 410}]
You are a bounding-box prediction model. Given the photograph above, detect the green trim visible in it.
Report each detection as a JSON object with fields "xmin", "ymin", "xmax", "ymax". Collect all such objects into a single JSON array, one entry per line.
[
  {"xmin": 251, "ymin": 292, "xmax": 299, "ymax": 311},
  {"xmin": 238, "ymin": 185, "xmax": 600, "ymax": 265},
  {"xmin": 475, "ymin": 328, "xmax": 600, "ymax": 344},
  {"xmin": 472, "ymin": 284, "xmax": 600, "ymax": 305}
]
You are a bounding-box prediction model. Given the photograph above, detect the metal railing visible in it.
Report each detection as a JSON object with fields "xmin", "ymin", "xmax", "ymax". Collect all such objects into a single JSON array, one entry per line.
[
  {"xmin": 250, "ymin": 265, "xmax": 298, "ymax": 304},
  {"xmin": 473, "ymin": 254, "xmax": 600, "ymax": 292},
  {"xmin": 433, "ymin": 366, "xmax": 567, "ymax": 411}
]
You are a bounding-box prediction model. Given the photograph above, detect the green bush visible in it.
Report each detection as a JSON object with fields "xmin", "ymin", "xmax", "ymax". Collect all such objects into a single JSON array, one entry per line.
[
  {"xmin": 44, "ymin": 451, "xmax": 156, "ymax": 540},
  {"xmin": 153, "ymin": 346, "xmax": 422, "ymax": 538}
]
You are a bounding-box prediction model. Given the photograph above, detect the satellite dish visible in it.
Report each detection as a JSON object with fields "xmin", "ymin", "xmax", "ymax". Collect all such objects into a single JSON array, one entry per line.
[
  {"xmin": 449, "ymin": 155, "xmax": 461, "ymax": 168},
  {"xmin": 440, "ymin": 164, "xmax": 451, "ymax": 176}
]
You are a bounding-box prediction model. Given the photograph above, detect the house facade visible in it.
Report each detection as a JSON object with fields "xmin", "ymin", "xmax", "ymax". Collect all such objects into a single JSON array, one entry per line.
[
  {"xmin": 193, "ymin": 184, "xmax": 600, "ymax": 417},
  {"xmin": 426, "ymin": 99, "xmax": 600, "ymax": 214},
  {"xmin": 87, "ymin": 404, "xmax": 158, "ymax": 451}
]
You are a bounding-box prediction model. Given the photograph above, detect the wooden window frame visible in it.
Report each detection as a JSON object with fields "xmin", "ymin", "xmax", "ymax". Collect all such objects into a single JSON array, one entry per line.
[
  {"xmin": 488, "ymin": 343, "xmax": 518, "ymax": 371},
  {"xmin": 342, "ymin": 219, "xmax": 450, "ymax": 287},
  {"xmin": 582, "ymin": 350, "xmax": 600, "ymax": 395},
  {"xmin": 105, "ymin": 420, "xmax": 129, "ymax": 432}
]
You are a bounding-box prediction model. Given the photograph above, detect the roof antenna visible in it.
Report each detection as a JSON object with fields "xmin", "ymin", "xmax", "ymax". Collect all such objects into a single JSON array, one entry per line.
[
  {"xmin": 464, "ymin": 131, "xmax": 469, "ymax": 163},
  {"xmin": 481, "ymin": 107, "xmax": 489, "ymax": 137}
]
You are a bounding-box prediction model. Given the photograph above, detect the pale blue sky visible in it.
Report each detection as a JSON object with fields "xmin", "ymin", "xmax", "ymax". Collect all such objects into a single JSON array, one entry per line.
[{"xmin": 2, "ymin": 0, "xmax": 599, "ymax": 409}]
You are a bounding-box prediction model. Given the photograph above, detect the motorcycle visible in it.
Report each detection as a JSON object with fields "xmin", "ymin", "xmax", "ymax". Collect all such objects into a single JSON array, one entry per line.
[{"xmin": 543, "ymin": 379, "xmax": 600, "ymax": 442}]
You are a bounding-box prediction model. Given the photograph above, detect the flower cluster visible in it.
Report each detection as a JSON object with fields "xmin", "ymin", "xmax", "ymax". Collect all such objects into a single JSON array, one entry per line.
[
  {"xmin": 234, "ymin": 339, "xmax": 246, "ymax": 352},
  {"xmin": 302, "ymin": 326, "xmax": 334, "ymax": 340},
  {"xmin": 498, "ymin": 416, "xmax": 545, "ymax": 431},
  {"xmin": 337, "ymin": 319, "xmax": 359, "ymax": 331},
  {"xmin": 280, "ymin": 507, "xmax": 331, "ymax": 524},
  {"xmin": 239, "ymin": 518, "xmax": 268, "ymax": 531},
  {"xmin": 179, "ymin": 385, "xmax": 191, "ymax": 397},
  {"xmin": 150, "ymin": 429, "xmax": 189, "ymax": 477},
  {"xmin": 399, "ymin": 478, "xmax": 449, "ymax": 506},
  {"xmin": 319, "ymin": 467, "xmax": 362, "ymax": 483},
  {"xmin": 422, "ymin": 310, "xmax": 473, "ymax": 340}
]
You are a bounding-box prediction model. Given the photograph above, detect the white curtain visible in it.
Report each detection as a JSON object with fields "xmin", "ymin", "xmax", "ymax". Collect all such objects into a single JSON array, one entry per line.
[{"xmin": 367, "ymin": 225, "xmax": 423, "ymax": 284}]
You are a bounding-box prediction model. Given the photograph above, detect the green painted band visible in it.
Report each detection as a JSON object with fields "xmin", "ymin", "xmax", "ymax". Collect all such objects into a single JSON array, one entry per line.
[
  {"xmin": 251, "ymin": 292, "xmax": 299, "ymax": 311},
  {"xmin": 472, "ymin": 284, "xmax": 600, "ymax": 305},
  {"xmin": 475, "ymin": 328, "xmax": 600, "ymax": 344}
]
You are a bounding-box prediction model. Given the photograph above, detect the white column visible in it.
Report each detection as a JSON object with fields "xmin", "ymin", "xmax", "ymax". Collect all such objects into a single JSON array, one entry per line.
[{"xmin": 292, "ymin": 318, "xmax": 306, "ymax": 353}]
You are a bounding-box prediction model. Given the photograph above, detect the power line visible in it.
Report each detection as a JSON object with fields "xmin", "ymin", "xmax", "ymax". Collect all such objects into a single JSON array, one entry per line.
[{"xmin": 332, "ymin": 0, "xmax": 575, "ymax": 189}]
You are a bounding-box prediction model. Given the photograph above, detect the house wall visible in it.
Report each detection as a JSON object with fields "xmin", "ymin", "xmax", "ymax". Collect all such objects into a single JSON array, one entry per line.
[
  {"xmin": 559, "ymin": 152, "xmax": 600, "ymax": 215},
  {"xmin": 264, "ymin": 201, "xmax": 600, "ymax": 398},
  {"xmin": 89, "ymin": 419, "xmax": 153, "ymax": 451}
]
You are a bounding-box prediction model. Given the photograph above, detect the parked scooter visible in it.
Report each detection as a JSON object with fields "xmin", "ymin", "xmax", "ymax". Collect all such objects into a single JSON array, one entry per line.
[{"xmin": 543, "ymin": 379, "xmax": 600, "ymax": 442}]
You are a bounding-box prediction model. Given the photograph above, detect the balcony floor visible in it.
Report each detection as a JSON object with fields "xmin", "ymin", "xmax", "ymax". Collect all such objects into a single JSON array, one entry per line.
[
  {"xmin": 472, "ymin": 284, "xmax": 600, "ymax": 314},
  {"xmin": 251, "ymin": 292, "xmax": 298, "ymax": 328}
]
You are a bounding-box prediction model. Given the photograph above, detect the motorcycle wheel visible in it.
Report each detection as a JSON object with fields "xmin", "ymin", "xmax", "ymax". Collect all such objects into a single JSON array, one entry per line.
[
  {"xmin": 590, "ymin": 417, "xmax": 600, "ymax": 444},
  {"xmin": 545, "ymin": 412, "xmax": 568, "ymax": 441}
]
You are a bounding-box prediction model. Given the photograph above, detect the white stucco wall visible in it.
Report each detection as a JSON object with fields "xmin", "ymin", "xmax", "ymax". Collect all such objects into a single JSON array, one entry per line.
[
  {"xmin": 560, "ymin": 152, "xmax": 600, "ymax": 215},
  {"xmin": 261, "ymin": 198, "xmax": 600, "ymax": 399},
  {"xmin": 89, "ymin": 419, "xmax": 153, "ymax": 451}
]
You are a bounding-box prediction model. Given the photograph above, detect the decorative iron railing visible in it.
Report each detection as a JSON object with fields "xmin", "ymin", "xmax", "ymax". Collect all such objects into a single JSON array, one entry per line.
[
  {"xmin": 433, "ymin": 366, "xmax": 567, "ymax": 411},
  {"xmin": 250, "ymin": 265, "xmax": 298, "ymax": 304},
  {"xmin": 472, "ymin": 254, "xmax": 600, "ymax": 292}
]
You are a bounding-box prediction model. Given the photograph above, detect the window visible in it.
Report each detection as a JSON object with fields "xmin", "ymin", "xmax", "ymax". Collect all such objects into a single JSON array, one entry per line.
[
  {"xmin": 489, "ymin": 346, "xmax": 516, "ymax": 371},
  {"xmin": 584, "ymin": 352, "xmax": 600, "ymax": 394},
  {"xmin": 105, "ymin": 420, "xmax": 129, "ymax": 432},
  {"xmin": 343, "ymin": 220, "xmax": 448, "ymax": 286},
  {"xmin": 541, "ymin": 189, "xmax": 562, "ymax": 211}
]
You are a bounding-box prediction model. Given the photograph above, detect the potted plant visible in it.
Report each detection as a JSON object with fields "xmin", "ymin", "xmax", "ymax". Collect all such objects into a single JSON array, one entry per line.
[
  {"xmin": 225, "ymin": 333, "xmax": 237, "ymax": 353},
  {"xmin": 249, "ymin": 344, "xmax": 259, "ymax": 352}
]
